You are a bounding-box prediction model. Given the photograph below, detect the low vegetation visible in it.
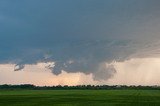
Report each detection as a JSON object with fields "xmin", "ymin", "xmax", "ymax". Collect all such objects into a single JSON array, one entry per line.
[
  {"xmin": 0, "ymin": 89, "xmax": 160, "ymax": 106},
  {"xmin": 0, "ymin": 84, "xmax": 160, "ymax": 105}
]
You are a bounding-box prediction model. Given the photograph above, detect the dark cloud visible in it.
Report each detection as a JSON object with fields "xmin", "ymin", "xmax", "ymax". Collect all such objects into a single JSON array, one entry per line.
[
  {"xmin": 1, "ymin": 0, "xmax": 160, "ymax": 80},
  {"xmin": 14, "ymin": 64, "xmax": 25, "ymax": 71}
]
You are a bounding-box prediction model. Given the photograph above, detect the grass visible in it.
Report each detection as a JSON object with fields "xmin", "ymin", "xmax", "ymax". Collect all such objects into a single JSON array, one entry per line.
[{"xmin": 0, "ymin": 90, "xmax": 160, "ymax": 106}]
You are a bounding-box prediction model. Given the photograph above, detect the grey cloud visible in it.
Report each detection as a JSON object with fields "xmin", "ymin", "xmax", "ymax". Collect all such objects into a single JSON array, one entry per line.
[
  {"xmin": 14, "ymin": 64, "xmax": 25, "ymax": 71},
  {"xmin": 1, "ymin": 0, "xmax": 160, "ymax": 80},
  {"xmin": 93, "ymin": 63, "xmax": 116, "ymax": 81}
]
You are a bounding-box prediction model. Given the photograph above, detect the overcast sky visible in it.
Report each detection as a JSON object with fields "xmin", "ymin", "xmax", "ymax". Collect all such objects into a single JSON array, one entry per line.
[{"xmin": 1, "ymin": 0, "xmax": 160, "ymax": 85}]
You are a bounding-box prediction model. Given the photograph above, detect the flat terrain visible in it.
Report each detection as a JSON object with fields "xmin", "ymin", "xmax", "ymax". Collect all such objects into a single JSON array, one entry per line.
[{"xmin": 0, "ymin": 90, "xmax": 160, "ymax": 106}]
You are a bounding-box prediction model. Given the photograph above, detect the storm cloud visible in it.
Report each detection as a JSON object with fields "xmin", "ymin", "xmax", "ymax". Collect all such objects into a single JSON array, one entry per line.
[{"xmin": 1, "ymin": 0, "xmax": 160, "ymax": 80}]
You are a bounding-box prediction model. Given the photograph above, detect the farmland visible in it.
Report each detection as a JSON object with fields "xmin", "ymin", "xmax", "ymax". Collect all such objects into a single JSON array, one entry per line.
[{"xmin": 0, "ymin": 90, "xmax": 160, "ymax": 106}]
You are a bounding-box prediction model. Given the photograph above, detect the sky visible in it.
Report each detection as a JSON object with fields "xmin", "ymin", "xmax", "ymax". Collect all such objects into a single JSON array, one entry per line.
[{"xmin": 1, "ymin": 0, "xmax": 160, "ymax": 85}]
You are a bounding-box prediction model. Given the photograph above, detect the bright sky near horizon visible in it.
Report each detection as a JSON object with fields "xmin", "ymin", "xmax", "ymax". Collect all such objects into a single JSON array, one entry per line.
[{"xmin": 1, "ymin": 0, "xmax": 160, "ymax": 85}]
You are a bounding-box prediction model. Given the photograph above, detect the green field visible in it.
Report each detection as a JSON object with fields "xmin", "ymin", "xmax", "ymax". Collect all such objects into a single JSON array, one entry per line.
[{"xmin": 0, "ymin": 90, "xmax": 160, "ymax": 106}]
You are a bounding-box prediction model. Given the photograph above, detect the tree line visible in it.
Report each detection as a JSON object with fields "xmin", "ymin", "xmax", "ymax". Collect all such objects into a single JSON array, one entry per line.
[{"xmin": 0, "ymin": 84, "xmax": 160, "ymax": 90}]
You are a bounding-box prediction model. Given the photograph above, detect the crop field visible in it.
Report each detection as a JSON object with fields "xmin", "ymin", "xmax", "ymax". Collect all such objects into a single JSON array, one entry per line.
[{"xmin": 0, "ymin": 90, "xmax": 160, "ymax": 106}]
